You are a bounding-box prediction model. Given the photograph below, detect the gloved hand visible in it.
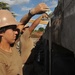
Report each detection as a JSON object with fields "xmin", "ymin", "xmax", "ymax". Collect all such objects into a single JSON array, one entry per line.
[{"xmin": 30, "ymin": 3, "xmax": 49, "ymax": 15}]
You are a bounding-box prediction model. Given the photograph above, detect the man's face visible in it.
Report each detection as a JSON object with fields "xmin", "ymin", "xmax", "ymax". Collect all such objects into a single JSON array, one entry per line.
[{"xmin": 1, "ymin": 25, "xmax": 18, "ymax": 44}]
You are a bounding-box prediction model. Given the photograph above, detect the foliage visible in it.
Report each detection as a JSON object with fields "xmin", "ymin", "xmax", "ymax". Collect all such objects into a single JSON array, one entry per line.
[
  {"xmin": 0, "ymin": 2, "xmax": 16, "ymax": 17},
  {"xmin": 0, "ymin": 2, "xmax": 10, "ymax": 10},
  {"xmin": 38, "ymin": 27, "xmax": 45, "ymax": 31}
]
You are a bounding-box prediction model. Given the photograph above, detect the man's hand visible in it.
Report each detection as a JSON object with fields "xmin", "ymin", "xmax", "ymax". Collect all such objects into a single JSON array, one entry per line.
[
  {"xmin": 30, "ymin": 3, "xmax": 49, "ymax": 15},
  {"xmin": 41, "ymin": 13, "xmax": 49, "ymax": 20},
  {"xmin": 42, "ymin": 13, "xmax": 49, "ymax": 19}
]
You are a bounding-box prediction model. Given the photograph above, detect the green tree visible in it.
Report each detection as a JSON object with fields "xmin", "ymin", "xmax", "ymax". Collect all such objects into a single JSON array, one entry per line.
[
  {"xmin": 38, "ymin": 27, "xmax": 45, "ymax": 32},
  {"xmin": 0, "ymin": 2, "xmax": 16, "ymax": 17},
  {"xmin": 0, "ymin": 2, "xmax": 10, "ymax": 10}
]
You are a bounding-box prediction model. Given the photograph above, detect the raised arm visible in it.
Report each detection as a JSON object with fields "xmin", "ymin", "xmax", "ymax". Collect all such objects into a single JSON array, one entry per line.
[
  {"xmin": 17, "ymin": 3, "xmax": 49, "ymax": 35},
  {"xmin": 29, "ymin": 13, "xmax": 48, "ymax": 34},
  {"xmin": 20, "ymin": 3, "xmax": 49, "ymax": 25}
]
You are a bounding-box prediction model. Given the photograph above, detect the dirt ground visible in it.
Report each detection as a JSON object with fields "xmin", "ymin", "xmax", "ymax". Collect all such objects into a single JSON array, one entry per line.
[{"xmin": 31, "ymin": 31, "xmax": 43, "ymax": 45}]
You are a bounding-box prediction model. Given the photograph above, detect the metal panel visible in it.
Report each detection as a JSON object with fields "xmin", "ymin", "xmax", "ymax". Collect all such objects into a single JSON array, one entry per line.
[{"xmin": 61, "ymin": 0, "xmax": 75, "ymax": 53}]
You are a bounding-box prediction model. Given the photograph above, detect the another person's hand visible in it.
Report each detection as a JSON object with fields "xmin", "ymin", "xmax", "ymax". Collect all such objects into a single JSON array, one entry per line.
[{"xmin": 30, "ymin": 3, "xmax": 49, "ymax": 15}]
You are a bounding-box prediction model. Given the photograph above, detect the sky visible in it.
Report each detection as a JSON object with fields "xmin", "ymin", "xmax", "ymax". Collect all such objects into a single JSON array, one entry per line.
[{"xmin": 0, "ymin": 0, "xmax": 58, "ymax": 30}]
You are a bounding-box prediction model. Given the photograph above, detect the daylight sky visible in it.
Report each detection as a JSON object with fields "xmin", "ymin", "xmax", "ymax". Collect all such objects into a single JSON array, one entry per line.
[{"xmin": 0, "ymin": 0, "xmax": 58, "ymax": 29}]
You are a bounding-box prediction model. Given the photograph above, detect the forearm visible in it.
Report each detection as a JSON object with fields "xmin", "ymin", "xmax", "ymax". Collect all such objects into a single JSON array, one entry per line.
[
  {"xmin": 18, "ymin": 12, "xmax": 34, "ymax": 32},
  {"xmin": 29, "ymin": 15, "xmax": 42, "ymax": 33},
  {"xmin": 29, "ymin": 13, "xmax": 48, "ymax": 33},
  {"xmin": 20, "ymin": 13, "xmax": 34, "ymax": 25}
]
